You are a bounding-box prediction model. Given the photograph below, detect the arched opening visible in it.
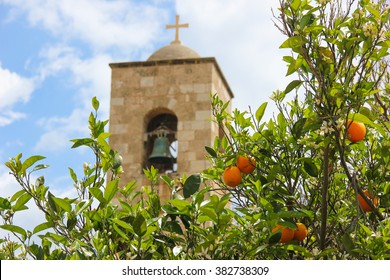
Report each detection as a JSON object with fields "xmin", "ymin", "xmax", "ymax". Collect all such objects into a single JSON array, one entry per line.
[{"xmin": 144, "ymin": 111, "xmax": 178, "ymax": 173}]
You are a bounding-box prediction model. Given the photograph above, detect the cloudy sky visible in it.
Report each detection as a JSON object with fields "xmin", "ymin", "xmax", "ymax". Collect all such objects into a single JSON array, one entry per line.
[{"xmin": 0, "ymin": 0, "xmax": 291, "ymax": 231}]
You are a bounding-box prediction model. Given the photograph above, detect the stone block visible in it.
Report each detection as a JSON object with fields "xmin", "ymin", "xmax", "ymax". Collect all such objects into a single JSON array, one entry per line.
[
  {"xmin": 195, "ymin": 110, "xmax": 211, "ymax": 121},
  {"xmin": 179, "ymin": 84, "xmax": 193, "ymax": 93},
  {"xmin": 179, "ymin": 130, "xmax": 195, "ymax": 141},
  {"xmin": 110, "ymin": 124, "xmax": 128, "ymax": 134},
  {"xmin": 111, "ymin": 97, "xmax": 124, "ymax": 106},
  {"xmin": 140, "ymin": 77, "xmax": 154, "ymax": 87}
]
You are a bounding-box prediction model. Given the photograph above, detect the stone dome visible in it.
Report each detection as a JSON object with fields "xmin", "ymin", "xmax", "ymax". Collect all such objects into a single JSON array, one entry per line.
[{"xmin": 147, "ymin": 41, "xmax": 200, "ymax": 61}]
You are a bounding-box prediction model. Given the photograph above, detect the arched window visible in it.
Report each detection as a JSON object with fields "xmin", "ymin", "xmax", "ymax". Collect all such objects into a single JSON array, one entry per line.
[{"xmin": 144, "ymin": 111, "xmax": 178, "ymax": 173}]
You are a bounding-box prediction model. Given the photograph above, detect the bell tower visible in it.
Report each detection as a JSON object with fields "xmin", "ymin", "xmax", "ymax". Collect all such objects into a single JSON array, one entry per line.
[{"xmin": 109, "ymin": 15, "xmax": 233, "ymax": 201}]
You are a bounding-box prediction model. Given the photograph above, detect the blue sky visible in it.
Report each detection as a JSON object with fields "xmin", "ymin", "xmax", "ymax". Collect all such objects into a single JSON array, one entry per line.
[{"xmin": 0, "ymin": 0, "xmax": 290, "ymax": 231}]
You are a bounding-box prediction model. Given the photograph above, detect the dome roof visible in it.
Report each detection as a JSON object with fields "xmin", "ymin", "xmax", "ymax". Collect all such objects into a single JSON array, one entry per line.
[{"xmin": 147, "ymin": 41, "xmax": 200, "ymax": 61}]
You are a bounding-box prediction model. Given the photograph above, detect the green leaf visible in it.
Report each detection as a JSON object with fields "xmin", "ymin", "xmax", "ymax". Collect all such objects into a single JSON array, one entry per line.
[
  {"xmin": 299, "ymin": 209, "xmax": 314, "ymax": 220},
  {"xmin": 0, "ymin": 197, "xmax": 11, "ymax": 210},
  {"xmin": 166, "ymin": 199, "xmax": 191, "ymax": 212},
  {"xmin": 97, "ymin": 135, "xmax": 111, "ymax": 155},
  {"xmin": 279, "ymin": 221, "xmax": 298, "ymax": 230},
  {"xmin": 285, "ymin": 244, "xmax": 312, "ymax": 258},
  {"xmin": 47, "ymin": 192, "xmax": 57, "ymax": 212},
  {"xmin": 160, "ymin": 175, "xmax": 173, "ymax": 186},
  {"xmin": 29, "ymin": 244, "xmax": 44, "ymax": 259},
  {"xmin": 291, "ymin": 0, "xmax": 302, "ymax": 11},
  {"xmin": 89, "ymin": 187, "xmax": 106, "ymax": 204},
  {"xmin": 183, "ymin": 174, "xmax": 201, "ymax": 198},
  {"xmin": 292, "ymin": 118, "xmax": 307, "ymax": 139},
  {"xmin": 300, "ymin": 13, "xmax": 315, "ymax": 29},
  {"xmin": 301, "ymin": 158, "xmax": 318, "ymax": 177},
  {"xmin": 10, "ymin": 189, "xmax": 26, "ymax": 203},
  {"xmin": 92, "ymin": 96, "xmax": 99, "ymax": 111},
  {"xmin": 259, "ymin": 197, "xmax": 274, "ymax": 213},
  {"xmin": 315, "ymin": 248, "xmax": 338, "ymax": 259},
  {"xmin": 285, "ymin": 80, "xmax": 302, "ymax": 94},
  {"xmin": 33, "ymin": 222, "xmax": 53, "ymax": 234},
  {"xmin": 42, "ymin": 232, "xmax": 68, "ymax": 245},
  {"xmin": 22, "ymin": 155, "xmax": 46, "ymax": 173},
  {"xmin": 70, "ymin": 138, "xmax": 95, "ymax": 149},
  {"xmin": 112, "ymin": 224, "xmax": 130, "ymax": 241},
  {"xmin": 133, "ymin": 213, "xmax": 147, "ymax": 237},
  {"xmin": 69, "ymin": 167, "xmax": 77, "ymax": 183},
  {"xmin": 32, "ymin": 164, "xmax": 49, "ymax": 172},
  {"xmin": 104, "ymin": 179, "xmax": 119, "ymax": 203},
  {"xmin": 67, "ymin": 216, "xmax": 77, "ymax": 230},
  {"xmin": 347, "ymin": 113, "xmax": 374, "ymax": 126},
  {"xmin": 163, "ymin": 221, "xmax": 183, "ymax": 235},
  {"xmin": 13, "ymin": 192, "xmax": 32, "ymax": 212},
  {"xmin": 75, "ymin": 199, "xmax": 93, "ymax": 215},
  {"xmin": 217, "ymin": 193, "xmax": 231, "ymax": 213},
  {"xmin": 366, "ymin": 5, "xmax": 380, "ymax": 19},
  {"xmin": 199, "ymin": 207, "xmax": 218, "ymax": 222},
  {"xmin": 255, "ymin": 102, "xmax": 268, "ymax": 123},
  {"xmin": 342, "ymin": 233, "xmax": 354, "ymax": 254},
  {"xmin": 267, "ymin": 164, "xmax": 281, "ymax": 183},
  {"xmin": 269, "ymin": 232, "xmax": 282, "ymax": 245},
  {"xmin": 279, "ymin": 36, "xmax": 304, "ymax": 49},
  {"xmin": 51, "ymin": 197, "xmax": 72, "ymax": 213},
  {"xmin": 359, "ymin": 223, "xmax": 373, "ymax": 236},
  {"xmin": 205, "ymin": 146, "xmax": 217, "ymax": 158},
  {"xmin": 276, "ymin": 210, "xmax": 308, "ymax": 219},
  {"xmin": 0, "ymin": 224, "xmax": 27, "ymax": 238}
]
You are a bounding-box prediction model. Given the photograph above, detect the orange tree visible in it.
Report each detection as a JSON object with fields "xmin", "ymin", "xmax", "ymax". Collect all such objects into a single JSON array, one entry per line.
[{"xmin": 203, "ymin": 0, "xmax": 390, "ymax": 259}]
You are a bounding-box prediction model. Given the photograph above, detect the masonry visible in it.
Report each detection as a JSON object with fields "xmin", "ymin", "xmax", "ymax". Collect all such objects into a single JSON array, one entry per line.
[{"xmin": 108, "ymin": 16, "xmax": 233, "ymax": 202}]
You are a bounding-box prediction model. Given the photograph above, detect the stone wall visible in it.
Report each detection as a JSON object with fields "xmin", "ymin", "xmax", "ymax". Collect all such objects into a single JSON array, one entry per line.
[{"xmin": 109, "ymin": 57, "xmax": 233, "ymax": 202}]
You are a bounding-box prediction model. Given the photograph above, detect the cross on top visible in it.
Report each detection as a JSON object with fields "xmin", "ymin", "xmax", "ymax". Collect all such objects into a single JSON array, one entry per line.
[{"xmin": 166, "ymin": 15, "xmax": 189, "ymax": 43}]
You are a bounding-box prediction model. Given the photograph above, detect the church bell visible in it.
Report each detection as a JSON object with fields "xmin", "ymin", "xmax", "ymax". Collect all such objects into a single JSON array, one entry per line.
[{"xmin": 148, "ymin": 124, "xmax": 176, "ymax": 165}]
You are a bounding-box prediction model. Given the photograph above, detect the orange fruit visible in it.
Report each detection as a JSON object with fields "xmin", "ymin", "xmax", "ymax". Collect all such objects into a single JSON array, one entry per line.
[
  {"xmin": 293, "ymin": 222, "xmax": 308, "ymax": 241},
  {"xmin": 272, "ymin": 224, "xmax": 294, "ymax": 244},
  {"xmin": 347, "ymin": 120, "xmax": 366, "ymax": 142},
  {"xmin": 236, "ymin": 155, "xmax": 256, "ymax": 174},
  {"xmin": 358, "ymin": 189, "xmax": 378, "ymax": 212},
  {"xmin": 223, "ymin": 166, "xmax": 242, "ymax": 187}
]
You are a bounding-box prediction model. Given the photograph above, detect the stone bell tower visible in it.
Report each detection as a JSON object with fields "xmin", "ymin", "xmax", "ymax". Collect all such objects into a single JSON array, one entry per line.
[{"xmin": 109, "ymin": 15, "xmax": 233, "ymax": 201}]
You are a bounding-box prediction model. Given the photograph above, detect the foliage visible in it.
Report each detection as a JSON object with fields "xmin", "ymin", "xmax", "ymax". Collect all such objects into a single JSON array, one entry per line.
[
  {"xmin": 204, "ymin": 0, "xmax": 390, "ymax": 258},
  {"xmin": 1, "ymin": 0, "xmax": 389, "ymax": 260}
]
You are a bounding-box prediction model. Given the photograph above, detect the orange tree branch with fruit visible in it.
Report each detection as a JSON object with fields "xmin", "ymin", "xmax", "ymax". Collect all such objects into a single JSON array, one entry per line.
[{"xmin": 204, "ymin": 0, "xmax": 389, "ymax": 258}]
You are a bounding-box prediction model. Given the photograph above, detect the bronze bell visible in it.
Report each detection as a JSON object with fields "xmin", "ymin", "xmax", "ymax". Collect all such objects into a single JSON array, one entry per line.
[{"xmin": 148, "ymin": 135, "xmax": 175, "ymax": 164}]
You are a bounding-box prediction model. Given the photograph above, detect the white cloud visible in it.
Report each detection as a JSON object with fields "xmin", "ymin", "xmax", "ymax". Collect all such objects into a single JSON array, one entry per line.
[
  {"xmin": 34, "ymin": 51, "xmax": 112, "ymax": 152},
  {"xmin": 34, "ymin": 108, "xmax": 89, "ymax": 152},
  {"xmin": 36, "ymin": 45, "xmax": 80, "ymax": 81},
  {"xmin": 2, "ymin": 0, "xmax": 170, "ymax": 54},
  {"xmin": 0, "ymin": 64, "xmax": 36, "ymax": 126},
  {"xmin": 176, "ymin": 0, "xmax": 290, "ymax": 114},
  {"xmin": 0, "ymin": 166, "xmax": 19, "ymax": 198},
  {"xmin": 0, "ymin": 110, "xmax": 26, "ymax": 127}
]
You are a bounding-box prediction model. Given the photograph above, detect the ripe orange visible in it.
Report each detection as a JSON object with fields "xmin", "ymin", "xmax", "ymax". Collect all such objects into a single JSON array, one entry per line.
[
  {"xmin": 347, "ymin": 120, "xmax": 366, "ymax": 142},
  {"xmin": 272, "ymin": 224, "xmax": 294, "ymax": 244},
  {"xmin": 293, "ymin": 222, "xmax": 308, "ymax": 241},
  {"xmin": 236, "ymin": 155, "xmax": 256, "ymax": 174},
  {"xmin": 223, "ymin": 166, "xmax": 242, "ymax": 187},
  {"xmin": 358, "ymin": 189, "xmax": 378, "ymax": 212}
]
